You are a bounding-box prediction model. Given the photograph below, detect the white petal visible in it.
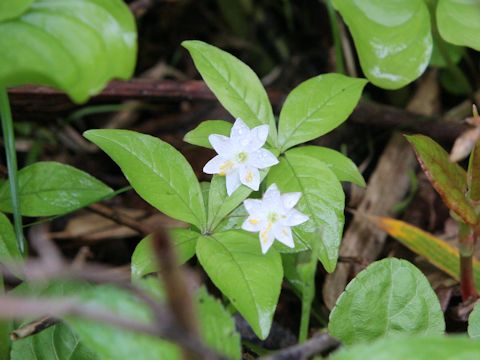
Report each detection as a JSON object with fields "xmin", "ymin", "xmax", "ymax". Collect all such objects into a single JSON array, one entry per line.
[
  {"xmin": 209, "ymin": 134, "xmax": 232, "ymax": 155},
  {"xmin": 284, "ymin": 209, "xmax": 309, "ymax": 226},
  {"xmin": 243, "ymin": 199, "xmax": 263, "ymax": 215},
  {"xmin": 239, "ymin": 166, "xmax": 260, "ymax": 191},
  {"xmin": 226, "ymin": 171, "xmax": 241, "ymax": 196},
  {"xmin": 281, "ymin": 192, "xmax": 302, "ymax": 209},
  {"xmin": 230, "ymin": 118, "xmax": 250, "ymax": 140},
  {"xmin": 259, "ymin": 224, "xmax": 275, "ymax": 254},
  {"xmin": 249, "ymin": 149, "xmax": 279, "ymax": 169},
  {"xmin": 242, "ymin": 216, "xmax": 263, "ymax": 232},
  {"xmin": 203, "ymin": 155, "xmax": 225, "ymax": 174},
  {"xmin": 263, "ymin": 183, "xmax": 281, "ymax": 205},
  {"xmin": 248, "ymin": 125, "xmax": 269, "ymax": 150},
  {"xmin": 274, "ymin": 225, "xmax": 294, "ymax": 248}
]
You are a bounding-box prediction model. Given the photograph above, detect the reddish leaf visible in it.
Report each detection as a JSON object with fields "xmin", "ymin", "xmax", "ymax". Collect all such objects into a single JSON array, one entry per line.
[
  {"xmin": 370, "ymin": 215, "xmax": 480, "ymax": 291},
  {"xmin": 406, "ymin": 134, "xmax": 477, "ymax": 225}
]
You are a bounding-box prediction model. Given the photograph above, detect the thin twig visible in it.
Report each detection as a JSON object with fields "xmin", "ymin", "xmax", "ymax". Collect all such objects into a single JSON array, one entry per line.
[
  {"xmin": 259, "ymin": 332, "xmax": 340, "ymax": 360},
  {"xmin": 10, "ymin": 317, "xmax": 59, "ymax": 340}
]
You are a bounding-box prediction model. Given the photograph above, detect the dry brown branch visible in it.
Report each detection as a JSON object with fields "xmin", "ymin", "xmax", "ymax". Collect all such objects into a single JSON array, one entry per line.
[{"xmin": 10, "ymin": 316, "xmax": 59, "ymax": 340}]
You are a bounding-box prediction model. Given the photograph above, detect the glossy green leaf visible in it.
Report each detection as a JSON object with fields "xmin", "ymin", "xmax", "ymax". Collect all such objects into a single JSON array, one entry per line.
[
  {"xmin": 468, "ymin": 140, "xmax": 480, "ymax": 201},
  {"xmin": 266, "ymin": 151, "xmax": 345, "ymax": 273},
  {"xmin": 329, "ymin": 258, "xmax": 445, "ymax": 345},
  {"xmin": 371, "ymin": 215, "xmax": 480, "ymax": 291},
  {"xmin": 406, "ymin": 134, "xmax": 476, "ymax": 225},
  {"xmin": 469, "ymin": 302, "xmax": 480, "ymax": 339},
  {"xmin": 333, "ymin": 0, "xmax": 432, "ymax": 89},
  {"xmin": 84, "ymin": 130, "xmax": 207, "ymax": 230},
  {"xmin": 288, "ymin": 146, "xmax": 365, "ymax": 187},
  {"xmin": 184, "ymin": 120, "xmax": 232, "ymax": 149},
  {"xmin": 131, "ymin": 228, "xmax": 199, "ymax": 279},
  {"xmin": 182, "ymin": 40, "xmax": 277, "ymax": 145},
  {"xmin": 330, "ymin": 336, "xmax": 480, "ymax": 360},
  {"xmin": 0, "ymin": 212, "xmax": 21, "ymax": 261},
  {"xmin": 437, "ymin": 0, "xmax": 480, "ymax": 51},
  {"xmin": 197, "ymin": 287, "xmax": 241, "ymax": 359},
  {"xmin": 11, "ymin": 323, "xmax": 98, "ymax": 360},
  {"xmin": 0, "ymin": 162, "xmax": 113, "ymax": 217},
  {"xmin": 196, "ymin": 230, "xmax": 282, "ymax": 339},
  {"xmin": 0, "ymin": 1, "xmax": 33, "ymax": 21},
  {"xmin": 278, "ymin": 74, "xmax": 367, "ymax": 151},
  {"xmin": 0, "ymin": 0, "xmax": 137, "ymax": 103}
]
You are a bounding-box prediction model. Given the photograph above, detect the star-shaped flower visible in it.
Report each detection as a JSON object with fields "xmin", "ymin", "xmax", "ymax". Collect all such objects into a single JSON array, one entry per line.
[
  {"xmin": 203, "ymin": 118, "xmax": 279, "ymax": 195},
  {"xmin": 241, "ymin": 183, "xmax": 309, "ymax": 254}
]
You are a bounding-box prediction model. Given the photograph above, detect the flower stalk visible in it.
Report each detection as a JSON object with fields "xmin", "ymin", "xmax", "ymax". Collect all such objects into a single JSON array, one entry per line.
[
  {"xmin": 0, "ymin": 88, "xmax": 24, "ymax": 254},
  {"xmin": 459, "ymin": 222, "xmax": 478, "ymax": 301}
]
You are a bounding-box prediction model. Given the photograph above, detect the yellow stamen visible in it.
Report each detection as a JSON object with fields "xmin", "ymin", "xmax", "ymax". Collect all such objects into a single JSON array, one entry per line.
[
  {"xmin": 249, "ymin": 218, "xmax": 259, "ymax": 225},
  {"xmin": 245, "ymin": 170, "xmax": 253, "ymax": 183},
  {"xmin": 260, "ymin": 222, "xmax": 273, "ymax": 244},
  {"xmin": 219, "ymin": 160, "xmax": 234, "ymax": 176}
]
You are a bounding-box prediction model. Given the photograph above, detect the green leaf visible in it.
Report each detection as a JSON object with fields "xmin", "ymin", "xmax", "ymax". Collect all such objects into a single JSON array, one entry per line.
[
  {"xmin": 196, "ymin": 230, "xmax": 282, "ymax": 339},
  {"xmin": 197, "ymin": 287, "xmax": 241, "ymax": 359},
  {"xmin": 0, "ymin": 0, "xmax": 33, "ymax": 21},
  {"xmin": 184, "ymin": 120, "xmax": 232, "ymax": 149},
  {"xmin": 0, "ymin": 0, "xmax": 137, "ymax": 103},
  {"xmin": 406, "ymin": 134, "xmax": 476, "ymax": 225},
  {"xmin": 0, "ymin": 212, "xmax": 21, "ymax": 261},
  {"xmin": 430, "ymin": 37, "xmax": 464, "ymax": 68},
  {"xmin": 0, "ymin": 162, "xmax": 113, "ymax": 217},
  {"xmin": 330, "ymin": 336, "xmax": 480, "ymax": 360},
  {"xmin": 332, "ymin": 0, "xmax": 432, "ymax": 89},
  {"xmin": 182, "ymin": 40, "xmax": 277, "ymax": 145},
  {"xmin": 370, "ymin": 215, "xmax": 480, "ymax": 291},
  {"xmin": 469, "ymin": 302, "xmax": 480, "ymax": 339},
  {"xmin": 66, "ymin": 280, "xmax": 181, "ymax": 360},
  {"xmin": 84, "ymin": 130, "xmax": 207, "ymax": 230},
  {"xmin": 287, "ymin": 146, "xmax": 365, "ymax": 187},
  {"xmin": 468, "ymin": 140, "xmax": 480, "ymax": 201},
  {"xmin": 0, "ymin": 279, "xmax": 11, "ymax": 360},
  {"xmin": 437, "ymin": 0, "xmax": 480, "ymax": 51},
  {"xmin": 266, "ymin": 151, "xmax": 345, "ymax": 273},
  {"xmin": 328, "ymin": 258, "xmax": 445, "ymax": 345},
  {"xmin": 11, "ymin": 323, "xmax": 99, "ymax": 360},
  {"xmin": 278, "ymin": 74, "xmax": 366, "ymax": 151},
  {"xmin": 131, "ymin": 228, "xmax": 199, "ymax": 279},
  {"xmin": 207, "ymin": 172, "xmax": 266, "ymax": 231}
]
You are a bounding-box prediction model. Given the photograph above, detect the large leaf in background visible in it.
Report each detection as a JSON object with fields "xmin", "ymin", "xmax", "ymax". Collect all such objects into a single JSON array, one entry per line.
[
  {"xmin": 468, "ymin": 140, "xmax": 480, "ymax": 201},
  {"xmin": 371, "ymin": 215, "xmax": 480, "ymax": 291},
  {"xmin": 0, "ymin": 212, "xmax": 21, "ymax": 261},
  {"xmin": 406, "ymin": 134, "xmax": 477, "ymax": 225},
  {"xmin": 329, "ymin": 258, "xmax": 445, "ymax": 345},
  {"xmin": 84, "ymin": 130, "xmax": 207, "ymax": 230},
  {"xmin": 196, "ymin": 287, "xmax": 241, "ymax": 359},
  {"xmin": 0, "ymin": 162, "xmax": 113, "ymax": 217},
  {"xmin": 0, "ymin": 280, "xmax": 11, "ymax": 360},
  {"xmin": 278, "ymin": 74, "xmax": 366, "ymax": 151},
  {"xmin": 0, "ymin": 0, "xmax": 136, "ymax": 103},
  {"xmin": 11, "ymin": 323, "xmax": 98, "ymax": 360},
  {"xmin": 183, "ymin": 120, "xmax": 232, "ymax": 149},
  {"xmin": 0, "ymin": 0, "xmax": 33, "ymax": 21},
  {"xmin": 131, "ymin": 228, "xmax": 199, "ymax": 279},
  {"xmin": 330, "ymin": 336, "xmax": 480, "ymax": 360},
  {"xmin": 182, "ymin": 40, "xmax": 277, "ymax": 145},
  {"xmin": 437, "ymin": 0, "xmax": 480, "ymax": 51},
  {"xmin": 196, "ymin": 231, "xmax": 282, "ymax": 339},
  {"xmin": 332, "ymin": 0, "xmax": 432, "ymax": 89},
  {"xmin": 289, "ymin": 146, "xmax": 365, "ymax": 187},
  {"xmin": 66, "ymin": 281, "xmax": 181, "ymax": 360},
  {"xmin": 266, "ymin": 151, "xmax": 345, "ymax": 273},
  {"xmin": 469, "ymin": 302, "xmax": 480, "ymax": 339}
]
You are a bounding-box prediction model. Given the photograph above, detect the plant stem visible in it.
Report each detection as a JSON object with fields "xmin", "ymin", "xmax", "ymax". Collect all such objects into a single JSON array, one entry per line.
[
  {"xmin": 0, "ymin": 88, "xmax": 24, "ymax": 254},
  {"xmin": 298, "ymin": 237, "xmax": 321, "ymax": 342},
  {"xmin": 459, "ymin": 223, "xmax": 478, "ymax": 301},
  {"xmin": 324, "ymin": 0, "xmax": 346, "ymax": 75}
]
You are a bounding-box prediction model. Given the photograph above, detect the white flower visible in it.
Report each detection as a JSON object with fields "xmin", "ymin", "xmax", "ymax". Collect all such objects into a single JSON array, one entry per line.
[
  {"xmin": 241, "ymin": 183, "xmax": 309, "ymax": 254},
  {"xmin": 203, "ymin": 118, "xmax": 279, "ymax": 196}
]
